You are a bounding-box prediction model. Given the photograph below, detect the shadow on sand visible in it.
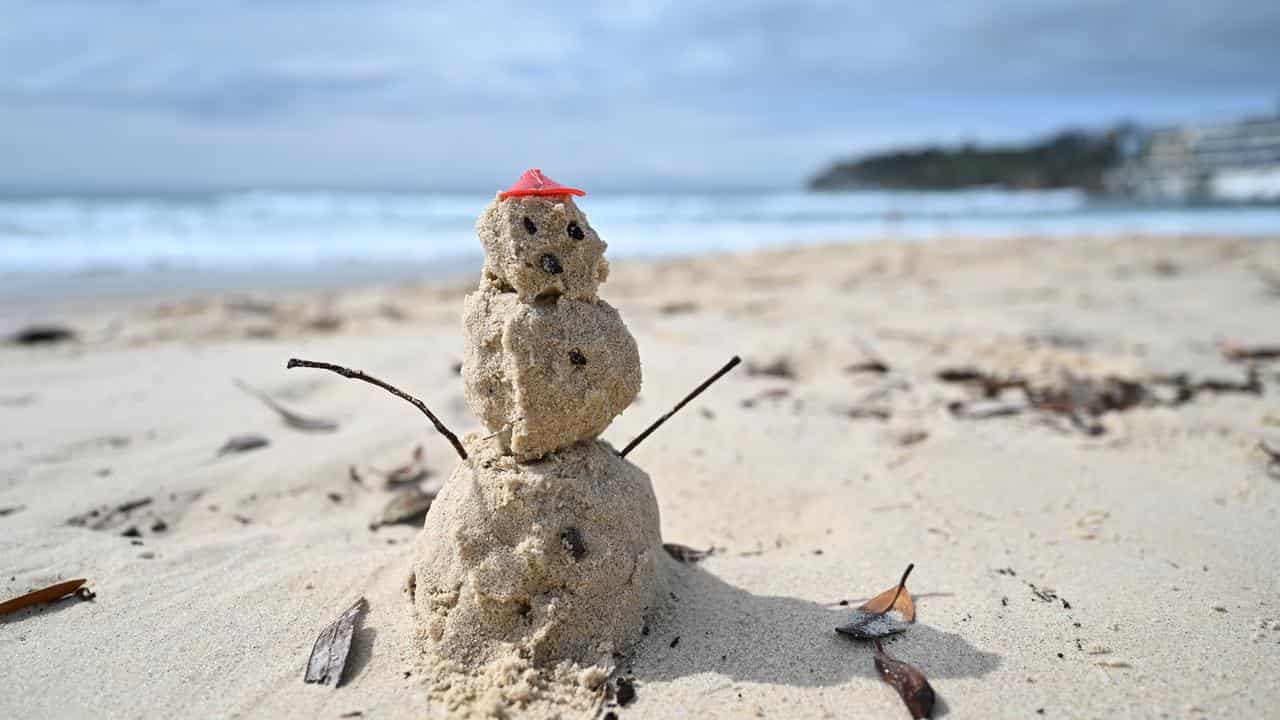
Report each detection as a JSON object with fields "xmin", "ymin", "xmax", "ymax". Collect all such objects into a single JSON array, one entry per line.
[{"xmin": 626, "ymin": 558, "xmax": 1001, "ymax": 691}]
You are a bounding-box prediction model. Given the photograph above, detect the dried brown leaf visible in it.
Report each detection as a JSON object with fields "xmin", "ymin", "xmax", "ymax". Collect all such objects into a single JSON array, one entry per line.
[
  {"xmin": 836, "ymin": 564, "xmax": 916, "ymax": 639},
  {"xmin": 0, "ymin": 578, "xmax": 91, "ymax": 616},
  {"xmin": 304, "ymin": 597, "xmax": 366, "ymax": 687},
  {"xmin": 874, "ymin": 639, "xmax": 937, "ymax": 719},
  {"xmin": 860, "ymin": 563, "xmax": 916, "ymax": 621}
]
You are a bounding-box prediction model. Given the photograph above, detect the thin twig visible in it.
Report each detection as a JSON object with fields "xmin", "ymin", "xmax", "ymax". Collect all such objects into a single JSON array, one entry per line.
[
  {"xmin": 619, "ymin": 355, "xmax": 741, "ymax": 457},
  {"xmin": 286, "ymin": 358, "xmax": 467, "ymax": 460}
]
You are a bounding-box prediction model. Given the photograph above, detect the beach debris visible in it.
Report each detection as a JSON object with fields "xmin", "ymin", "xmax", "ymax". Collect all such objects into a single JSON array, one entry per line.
[
  {"xmin": 842, "ymin": 405, "xmax": 892, "ymax": 421},
  {"xmin": 844, "ymin": 359, "xmax": 890, "ymax": 374},
  {"xmin": 233, "ymin": 378, "xmax": 339, "ymax": 433},
  {"xmin": 937, "ymin": 367, "xmax": 1027, "ymax": 397},
  {"xmin": 859, "ymin": 564, "xmax": 917, "ymax": 621},
  {"xmin": 67, "ymin": 496, "xmax": 153, "ymax": 530},
  {"xmin": 836, "ymin": 564, "xmax": 916, "ymax": 639},
  {"xmin": 217, "ymin": 433, "xmax": 270, "ymax": 456},
  {"xmin": 1221, "ymin": 343, "xmax": 1280, "ymax": 363},
  {"xmin": 873, "ymin": 639, "xmax": 937, "ymax": 719},
  {"xmin": 1260, "ymin": 440, "xmax": 1280, "ymax": 479},
  {"xmin": 0, "ymin": 578, "xmax": 95, "ymax": 617},
  {"xmin": 894, "ymin": 429, "xmax": 929, "ymax": 446},
  {"xmin": 657, "ymin": 300, "xmax": 699, "ymax": 315},
  {"xmin": 663, "ymin": 543, "xmax": 714, "ymax": 564},
  {"xmin": 745, "ymin": 356, "xmax": 796, "ymax": 380},
  {"xmin": 7, "ymin": 324, "xmax": 76, "ymax": 346},
  {"xmin": 287, "ymin": 359, "xmax": 468, "ymax": 461},
  {"xmin": 619, "ymin": 356, "xmax": 741, "ymax": 457},
  {"xmin": 369, "ymin": 488, "xmax": 436, "ymax": 530},
  {"xmin": 375, "ymin": 444, "xmax": 429, "ymax": 488},
  {"xmin": 614, "ymin": 677, "xmax": 637, "ymax": 706},
  {"xmin": 0, "ymin": 504, "xmax": 26, "ymax": 517},
  {"xmin": 304, "ymin": 597, "xmax": 367, "ymax": 687},
  {"xmin": 940, "ymin": 364, "xmax": 1263, "ymax": 434}
]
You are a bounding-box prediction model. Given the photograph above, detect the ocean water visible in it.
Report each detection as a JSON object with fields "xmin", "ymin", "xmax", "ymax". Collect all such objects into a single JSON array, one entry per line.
[{"xmin": 1, "ymin": 188, "xmax": 1278, "ymax": 285}]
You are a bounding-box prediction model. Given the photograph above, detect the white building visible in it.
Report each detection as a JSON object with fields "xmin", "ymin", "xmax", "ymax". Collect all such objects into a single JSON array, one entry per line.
[{"xmin": 1107, "ymin": 116, "xmax": 1280, "ymax": 202}]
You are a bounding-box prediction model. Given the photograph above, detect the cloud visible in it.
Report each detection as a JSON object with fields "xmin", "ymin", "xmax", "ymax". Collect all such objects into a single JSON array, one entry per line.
[{"xmin": 0, "ymin": 0, "xmax": 1276, "ymax": 188}]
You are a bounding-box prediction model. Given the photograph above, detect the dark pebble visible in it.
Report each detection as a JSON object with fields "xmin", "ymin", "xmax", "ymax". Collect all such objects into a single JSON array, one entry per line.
[
  {"xmin": 151, "ymin": 519, "xmax": 168, "ymax": 533},
  {"xmin": 569, "ymin": 349, "xmax": 587, "ymax": 366},
  {"xmin": 540, "ymin": 253, "xmax": 564, "ymax": 275},
  {"xmin": 615, "ymin": 677, "xmax": 636, "ymax": 706},
  {"xmin": 120, "ymin": 526, "xmax": 141, "ymax": 538}
]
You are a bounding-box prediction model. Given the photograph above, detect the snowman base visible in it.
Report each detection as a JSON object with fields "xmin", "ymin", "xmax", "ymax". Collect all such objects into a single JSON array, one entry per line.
[{"xmin": 413, "ymin": 433, "xmax": 664, "ymax": 712}]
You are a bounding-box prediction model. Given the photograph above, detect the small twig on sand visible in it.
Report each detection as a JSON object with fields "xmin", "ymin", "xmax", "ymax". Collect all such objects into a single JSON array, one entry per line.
[
  {"xmin": 620, "ymin": 356, "xmax": 741, "ymax": 457},
  {"xmin": 286, "ymin": 358, "xmax": 467, "ymax": 460}
]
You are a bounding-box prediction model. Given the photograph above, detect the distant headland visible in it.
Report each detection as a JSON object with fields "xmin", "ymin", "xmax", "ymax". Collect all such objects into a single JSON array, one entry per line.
[{"xmin": 809, "ymin": 129, "xmax": 1121, "ymax": 192}]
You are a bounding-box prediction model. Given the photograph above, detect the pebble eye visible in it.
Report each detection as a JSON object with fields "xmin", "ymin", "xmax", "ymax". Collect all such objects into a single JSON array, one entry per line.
[
  {"xmin": 522, "ymin": 217, "xmax": 537, "ymax": 235},
  {"xmin": 568, "ymin": 349, "xmax": 587, "ymax": 366},
  {"xmin": 566, "ymin": 221, "xmax": 584, "ymax": 240}
]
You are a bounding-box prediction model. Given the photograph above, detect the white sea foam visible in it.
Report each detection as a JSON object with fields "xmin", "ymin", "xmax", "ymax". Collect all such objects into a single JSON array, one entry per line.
[{"xmin": 1, "ymin": 188, "xmax": 1277, "ymax": 275}]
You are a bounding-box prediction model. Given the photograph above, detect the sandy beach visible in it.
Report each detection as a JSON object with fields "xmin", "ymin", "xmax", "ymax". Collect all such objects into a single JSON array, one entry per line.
[{"xmin": 3, "ymin": 233, "xmax": 1279, "ymax": 719}]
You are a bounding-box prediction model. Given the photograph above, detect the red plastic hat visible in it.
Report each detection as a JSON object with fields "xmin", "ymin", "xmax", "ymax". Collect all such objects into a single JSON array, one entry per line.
[{"xmin": 498, "ymin": 168, "xmax": 585, "ymax": 199}]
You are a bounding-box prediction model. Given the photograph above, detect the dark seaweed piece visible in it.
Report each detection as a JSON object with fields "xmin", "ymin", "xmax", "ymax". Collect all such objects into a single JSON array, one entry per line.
[
  {"xmin": 873, "ymin": 639, "xmax": 937, "ymax": 719},
  {"xmin": 304, "ymin": 597, "xmax": 367, "ymax": 687},
  {"xmin": 745, "ymin": 357, "xmax": 796, "ymax": 379},
  {"xmin": 836, "ymin": 612, "xmax": 911, "ymax": 639},
  {"xmin": 663, "ymin": 543, "xmax": 713, "ymax": 564},
  {"xmin": 522, "ymin": 216, "xmax": 537, "ymax": 235},
  {"xmin": 217, "ymin": 433, "xmax": 270, "ymax": 456},
  {"xmin": 1261, "ymin": 440, "xmax": 1280, "ymax": 479},
  {"xmin": 614, "ymin": 677, "xmax": 636, "ymax": 706},
  {"xmin": 845, "ymin": 360, "xmax": 890, "ymax": 374},
  {"xmin": 287, "ymin": 359, "xmax": 467, "ymax": 460},
  {"xmin": 539, "ymin": 253, "xmax": 564, "ymax": 275},
  {"xmin": 566, "ymin": 221, "xmax": 584, "ymax": 240},
  {"xmin": 8, "ymin": 324, "xmax": 76, "ymax": 345},
  {"xmin": 560, "ymin": 527, "xmax": 587, "ymax": 560},
  {"xmin": 234, "ymin": 379, "xmax": 339, "ymax": 433},
  {"xmin": 1221, "ymin": 343, "xmax": 1280, "ymax": 363}
]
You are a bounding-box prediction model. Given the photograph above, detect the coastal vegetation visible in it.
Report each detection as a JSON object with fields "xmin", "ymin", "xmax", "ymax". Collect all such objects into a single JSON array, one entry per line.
[{"xmin": 810, "ymin": 129, "xmax": 1122, "ymax": 192}]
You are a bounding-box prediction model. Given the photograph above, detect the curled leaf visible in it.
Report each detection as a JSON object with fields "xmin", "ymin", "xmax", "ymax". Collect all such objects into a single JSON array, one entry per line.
[
  {"xmin": 873, "ymin": 639, "xmax": 936, "ymax": 719},
  {"xmin": 836, "ymin": 564, "xmax": 916, "ymax": 640},
  {"xmin": 860, "ymin": 563, "xmax": 916, "ymax": 622}
]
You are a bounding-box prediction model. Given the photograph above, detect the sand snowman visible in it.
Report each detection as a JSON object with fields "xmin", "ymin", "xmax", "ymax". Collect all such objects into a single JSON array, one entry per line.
[{"xmin": 413, "ymin": 169, "xmax": 664, "ymax": 708}]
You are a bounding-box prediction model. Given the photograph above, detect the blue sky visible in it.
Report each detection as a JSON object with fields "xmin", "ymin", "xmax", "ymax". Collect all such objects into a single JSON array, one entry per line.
[{"xmin": 1, "ymin": 0, "xmax": 1277, "ymax": 190}]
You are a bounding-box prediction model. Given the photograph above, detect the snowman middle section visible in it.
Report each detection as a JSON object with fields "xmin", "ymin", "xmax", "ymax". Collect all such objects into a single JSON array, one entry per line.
[{"xmin": 462, "ymin": 287, "xmax": 641, "ymax": 461}]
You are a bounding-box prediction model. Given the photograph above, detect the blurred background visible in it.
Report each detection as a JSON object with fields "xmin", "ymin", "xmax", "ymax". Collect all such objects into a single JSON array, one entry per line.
[{"xmin": 2, "ymin": 0, "xmax": 1279, "ymax": 299}]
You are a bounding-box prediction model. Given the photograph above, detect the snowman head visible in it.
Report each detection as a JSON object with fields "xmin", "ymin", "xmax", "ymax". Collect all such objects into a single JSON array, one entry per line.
[{"xmin": 477, "ymin": 193, "xmax": 608, "ymax": 303}]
